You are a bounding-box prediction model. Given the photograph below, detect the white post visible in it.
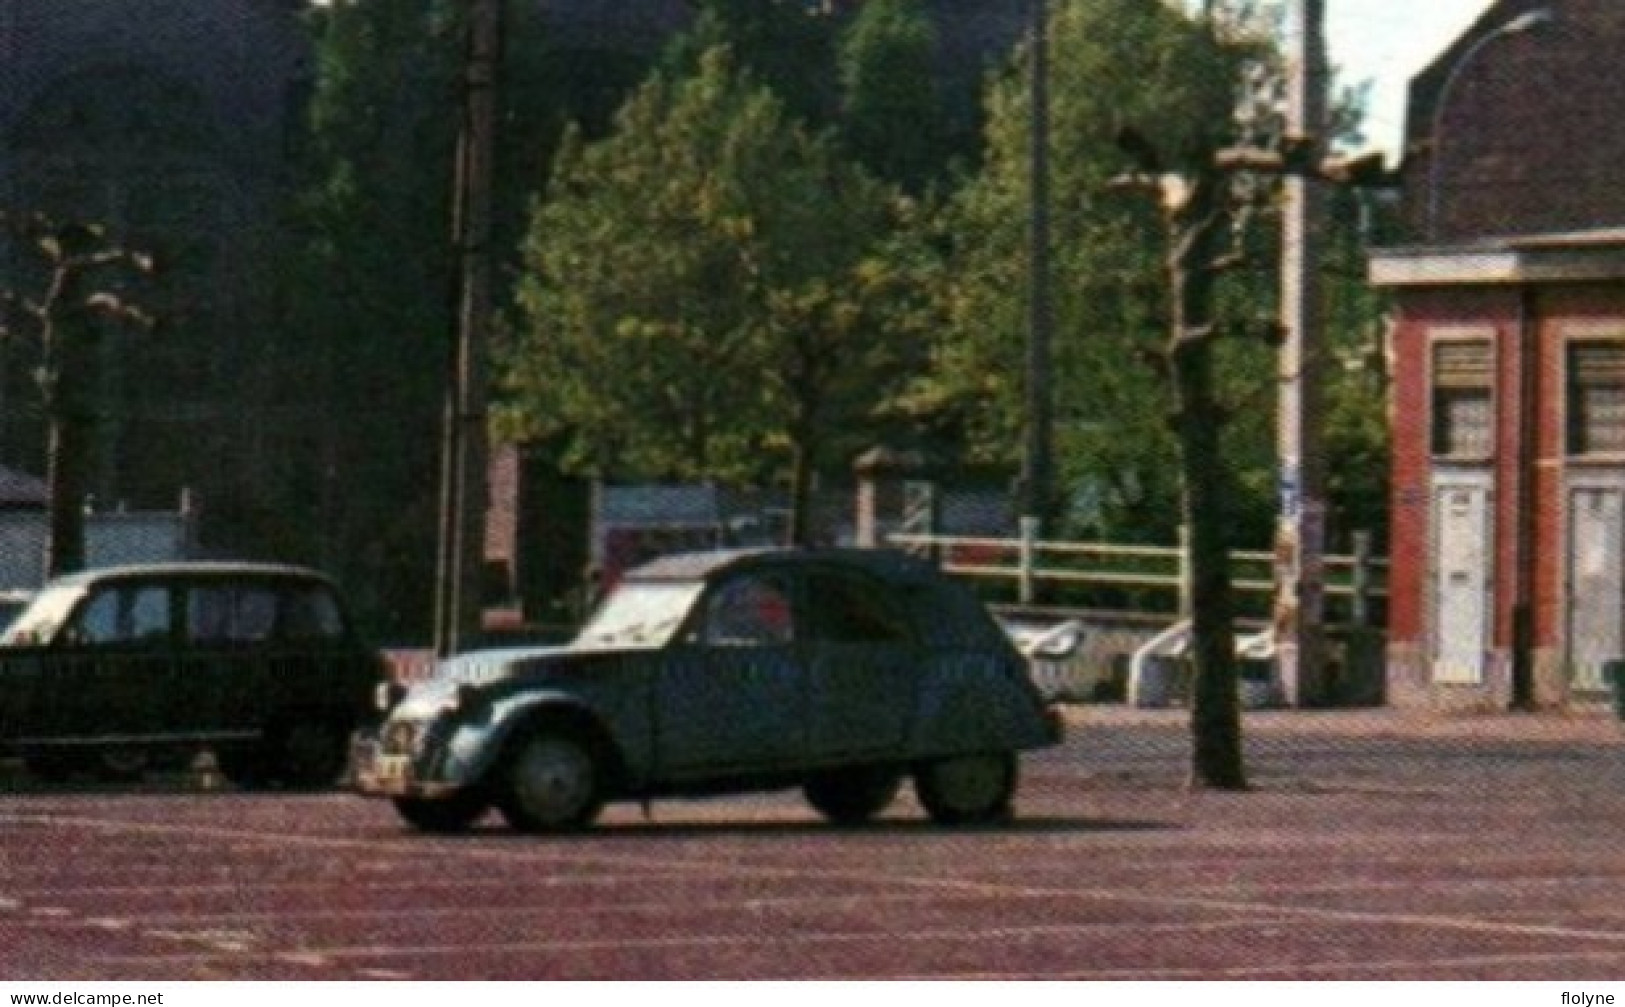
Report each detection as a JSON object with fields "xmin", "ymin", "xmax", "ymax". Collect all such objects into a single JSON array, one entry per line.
[
  {"xmin": 1275, "ymin": 0, "xmax": 1328, "ymax": 708},
  {"xmin": 1019, "ymin": 515, "xmax": 1039, "ymax": 606}
]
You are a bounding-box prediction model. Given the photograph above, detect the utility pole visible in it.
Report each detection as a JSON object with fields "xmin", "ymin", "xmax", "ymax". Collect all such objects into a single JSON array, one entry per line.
[
  {"xmin": 1274, "ymin": 0, "xmax": 1328, "ymax": 706},
  {"xmin": 1020, "ymin": 0, "xmax": 1054, "ymax": 575},
  {"xmin": 433, "ymin": 0, "xmax": 501, "ymax": 658}
]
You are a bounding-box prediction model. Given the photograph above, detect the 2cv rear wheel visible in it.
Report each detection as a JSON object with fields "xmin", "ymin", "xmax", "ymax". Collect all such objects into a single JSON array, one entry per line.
[{"xmin": 914, "ymin": 751, "xmax": 1017, "ymax": 826}]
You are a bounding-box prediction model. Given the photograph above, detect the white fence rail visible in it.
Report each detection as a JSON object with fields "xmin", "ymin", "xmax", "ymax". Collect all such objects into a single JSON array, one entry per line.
[{"xmin": 886, "ymin": 526, "xmax": 1388, "ymax": 627}]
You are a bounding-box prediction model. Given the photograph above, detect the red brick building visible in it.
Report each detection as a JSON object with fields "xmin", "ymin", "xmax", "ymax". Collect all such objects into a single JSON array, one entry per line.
[{"xmin": 1371, "ymin": 0, "xmax": 1625, "ymax": 709}]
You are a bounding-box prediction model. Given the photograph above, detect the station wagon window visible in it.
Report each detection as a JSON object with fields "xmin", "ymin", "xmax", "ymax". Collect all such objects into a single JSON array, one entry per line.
[
  {"xmin": 700, "ymin": 574, "xmax": 793, "ymax": 647},
  {"xmin": 188, "ymin": 585, "xmax": 278, "ymax": 644},
  {"xmin": 280, "ymin": 586, "xmax": 346, "ymax": 641},
  {"xmin": 72, "ymin": 584, "xmax": 172, "ymax": 644},
  {"xmin": 805, "ymin": 572, "xmax": 911, "ymax": 644},
  {"xmin": 0, "ymin": 586, "xmax": 83, "ymax": 646}
]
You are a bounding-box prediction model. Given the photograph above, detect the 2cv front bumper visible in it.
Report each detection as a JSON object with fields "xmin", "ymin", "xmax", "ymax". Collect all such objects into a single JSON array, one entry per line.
[{"xmin": 350, "ymin": 724, "xmax": 464, "ymax": 800}]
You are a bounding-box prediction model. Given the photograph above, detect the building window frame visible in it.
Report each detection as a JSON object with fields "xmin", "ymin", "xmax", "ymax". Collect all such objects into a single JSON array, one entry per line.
[
  {"xmin": 1564, "ymin": 329, "xmax": 1625, "ymax": 461},
  {"xmin": 1428, "ymin": 329, "xmax": 1496, "ymax": 462}
]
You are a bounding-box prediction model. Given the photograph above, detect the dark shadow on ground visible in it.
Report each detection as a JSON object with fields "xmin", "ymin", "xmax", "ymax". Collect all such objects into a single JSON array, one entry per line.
[{"xmin": 388, "ymin": 814, "xmax": 1182, "ymax": 842}]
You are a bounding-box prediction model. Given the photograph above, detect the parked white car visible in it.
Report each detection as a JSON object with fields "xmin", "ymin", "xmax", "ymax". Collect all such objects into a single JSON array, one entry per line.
[
  {"xmin": 999, "ymin": 618, "xmax": 1091, "ymax": 701},
  {"xmin": 1128, "ymin": 620, "xmax": 1277, "ymax": 709}
]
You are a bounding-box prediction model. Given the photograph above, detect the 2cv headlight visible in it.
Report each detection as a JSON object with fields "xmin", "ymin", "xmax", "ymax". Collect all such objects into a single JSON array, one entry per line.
[{"xmin": 374, "ymin": 680, "xmax": 408, "ymax": 714}]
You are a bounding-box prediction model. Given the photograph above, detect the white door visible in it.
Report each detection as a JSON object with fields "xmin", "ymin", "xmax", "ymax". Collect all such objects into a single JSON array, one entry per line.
[
  {"xmin": 1431, "ymin": 475, "xmax": 1492, "ymax": 684},
  {"xmin": 1567, "ymin": 483, "xmax": 1625, "ymax": 694}
]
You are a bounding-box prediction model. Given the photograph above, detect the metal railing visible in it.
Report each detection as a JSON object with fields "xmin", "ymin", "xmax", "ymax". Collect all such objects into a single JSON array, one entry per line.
[{"xmin": 886, "ymin": 526, "xmax": 1388, "ymax": 628}]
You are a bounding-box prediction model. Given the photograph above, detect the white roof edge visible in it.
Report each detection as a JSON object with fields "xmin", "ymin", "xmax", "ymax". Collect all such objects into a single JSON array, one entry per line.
[{"xmin": 1370, "ymin": 243, "xmax": 1625, "ymax": 288}]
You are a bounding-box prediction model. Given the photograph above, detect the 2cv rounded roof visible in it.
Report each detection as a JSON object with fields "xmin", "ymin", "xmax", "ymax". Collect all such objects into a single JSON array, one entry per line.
[
  {"xmin": 623, "ymin": 547, "xmax": 943, "ymax": 586},
  {"xmin": 619, "ymin": 547, "xmax": 1011, "ymax": 653}
]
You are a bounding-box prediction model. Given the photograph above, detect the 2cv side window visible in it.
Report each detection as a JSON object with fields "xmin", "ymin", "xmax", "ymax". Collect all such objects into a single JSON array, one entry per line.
[
  {"xmin": 804, "ymin": 571, "xmax": 913, "ymax": 645},
  {"xmin": 697, "ymin": 573, "xmax": 794, "ymax": 648}
]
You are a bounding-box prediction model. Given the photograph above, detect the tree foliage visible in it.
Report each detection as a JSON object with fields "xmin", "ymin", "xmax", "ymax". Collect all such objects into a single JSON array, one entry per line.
[
  {"xmin": 287, "ymin": 0, "xmax": 464, "ymax": 633},
  {"xmin": 836, "ymin": 0, "xmax": 952, "ymax": 194},
  {"xmin": 913, "ymin": 0, "xmax": 1264, "ymax": 543},
  {"xmin": 502, "ymin": 48, "xmax": 930, "ymax": 543},
  {"xmin": 660, "ymin": 1, "xmax": 841, "ymax": 126}
]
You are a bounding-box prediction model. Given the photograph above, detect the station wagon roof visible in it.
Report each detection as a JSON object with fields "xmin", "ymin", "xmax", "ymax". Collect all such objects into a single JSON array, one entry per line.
[{"xmin": 42, "ymin": 562, "xmax": 336, "ymax": 588}]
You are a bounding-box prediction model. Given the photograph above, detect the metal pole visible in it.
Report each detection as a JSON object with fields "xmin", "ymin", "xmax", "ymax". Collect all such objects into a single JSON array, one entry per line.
[
  {"xmin": 434, "ymin": 0, "xmax": 501, "ymax": 658},
  {"xmin": 1020, "ymin": 0, "xmax": 1054, "ymax": 535},
  {"xmin": 1274, "ymin": 0, "xmax": 1327, "ymax": 707}
]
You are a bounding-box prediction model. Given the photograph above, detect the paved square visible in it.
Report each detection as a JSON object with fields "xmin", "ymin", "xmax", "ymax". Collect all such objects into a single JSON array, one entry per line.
[{"xmin": 4, "ymin": 707, "xmax": 1625, "ymax": 979}]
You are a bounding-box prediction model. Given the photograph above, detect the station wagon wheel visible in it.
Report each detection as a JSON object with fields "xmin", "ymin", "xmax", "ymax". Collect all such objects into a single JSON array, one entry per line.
[
  {"xmin": 914, "ymin": 751, "xmax": 1017, "ymax": 826},
  {"xmin": 392, "ymin": 791, "xmax": 490, "ymax": 834},
  {"xmin": 215, "ymin": 747, "xmax": 271, "ymax": 790},
  {"xmin": 97, "ymin": 748, "xmax": 149, "ymax": 782},
  {"xmin": 803, "ymin": 766, "xmax": 902, "ymax": 826},
  {"xmin": 23, "ymin": 751, "xmax": 83, "ymax": 783},
  {"xmin": 275, "ymin": 720, "xmax": 351, "ymax": 789},
  {"xmin": 499, "ymin": 730, "xmax": 604, "ymax": 833}
]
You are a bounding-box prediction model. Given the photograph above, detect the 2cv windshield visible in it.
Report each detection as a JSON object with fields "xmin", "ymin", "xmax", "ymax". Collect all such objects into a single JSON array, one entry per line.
[
  {"xmin": 575, "ymin": 581, "xmax": 704, "ymax": 650},
  {"xmin": 0, "ymin": 585, "xmax": 87, "ymax": 647}
]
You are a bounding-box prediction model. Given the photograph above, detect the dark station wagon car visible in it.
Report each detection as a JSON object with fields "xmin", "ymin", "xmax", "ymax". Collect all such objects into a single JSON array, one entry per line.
[
  {"xmin": 353, "ymin": 548, "xmax": 1063, "ymax": 832},
  {"xmin": 0, "ymin": 562, "xmax": 386, "ymax": 786}
]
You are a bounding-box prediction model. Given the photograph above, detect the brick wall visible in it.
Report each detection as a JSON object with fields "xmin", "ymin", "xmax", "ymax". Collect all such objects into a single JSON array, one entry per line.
[{"xmin": 1402, "ymin": 0, "xmax": 1625, "ymax": 242}]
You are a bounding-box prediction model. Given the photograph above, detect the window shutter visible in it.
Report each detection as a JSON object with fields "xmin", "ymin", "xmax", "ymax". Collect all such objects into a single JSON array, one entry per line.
[
  {"xmin": 1568, "ymin": 340, "xmax": 1625, "ymax": 456},
  {"xmin": 1433, "ymin": 340, "xmax": 1493, "ymax": 388},
  {"xmin": 1572, "ymin": 341, "xmax": 1625, "ymax": 386}
]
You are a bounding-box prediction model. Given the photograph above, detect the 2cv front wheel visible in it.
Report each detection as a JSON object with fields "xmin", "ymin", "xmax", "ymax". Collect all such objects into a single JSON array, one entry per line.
[
  {"xmin": 498, "ymin": 729, "xmax": 605, "ymax": 833},
  {"xmin": 393, "ymin": 791, "xmax": 490, "ymax": 833},
  {"xmin": 803, "ymin": 766, "xmax": 902, "ymax": 826}
]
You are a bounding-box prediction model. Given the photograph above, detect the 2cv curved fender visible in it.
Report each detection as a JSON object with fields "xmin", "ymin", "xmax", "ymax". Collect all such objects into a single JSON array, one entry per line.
[
  {"xmin": 443, "ymin": 690, "xmax": 643, "ymax": 790},
  {"xmin": 909, "ymin": 651, "xmax": 1056, "ymax": 756}
]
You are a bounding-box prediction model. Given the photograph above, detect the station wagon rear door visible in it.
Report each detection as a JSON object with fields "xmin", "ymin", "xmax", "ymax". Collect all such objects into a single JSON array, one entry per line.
[{"xmin": 179, "ymin": 581, "xmax": 278, "ymax": 740}]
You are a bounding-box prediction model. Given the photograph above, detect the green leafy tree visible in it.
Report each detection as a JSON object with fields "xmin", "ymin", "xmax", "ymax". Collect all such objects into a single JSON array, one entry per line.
[
  {"xmin": 1321, "ymin": 187, "xmax": 1392, "ymax": 552},
  {"xmin": 915, "ymin": 0, "xmax": 1263, "ymax": 543},
  {"xmin": 288, "ymin": 0, "xmax": 463, "ymax": 634},
  {"xmin": 836, "ymin": 0, "xmax": 952, "ymax": 194},
  {"xmin": 661, "ymin": 1, "xmax": 841, "ymax": 126},
  {"xmin": 502, "ymin": 48, "xmax": 928, "ymax": 544}
]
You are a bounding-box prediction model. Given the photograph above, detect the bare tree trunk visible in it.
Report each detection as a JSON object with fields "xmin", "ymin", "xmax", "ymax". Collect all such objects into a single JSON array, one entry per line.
[
  {"xmin": 44, "ymin": 316, "xmax": 95, "ymax": 578},
  {"xmin": 786, "ymin": 438, "xmax": 814, "ymax": 547},
  {"xmin": 1167, "ymin": 175, "xmax": 1246, "ymax": 791}
]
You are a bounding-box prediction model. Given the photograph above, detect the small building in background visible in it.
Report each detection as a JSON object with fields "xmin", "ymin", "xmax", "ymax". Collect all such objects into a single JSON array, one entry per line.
[{"xmin": 1372, "ymin": 0, "xmax": 1625, "ymax": 709}]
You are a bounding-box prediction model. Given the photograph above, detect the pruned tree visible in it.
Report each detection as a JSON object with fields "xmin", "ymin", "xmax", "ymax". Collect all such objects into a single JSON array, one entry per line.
[
  {"xmin": 1109, "ymin": 6, "xmax": 1388, "ymax": 789},
  {"xmin": 0, "ymin": 213, "xmax": 153, "ymax": 576}
]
